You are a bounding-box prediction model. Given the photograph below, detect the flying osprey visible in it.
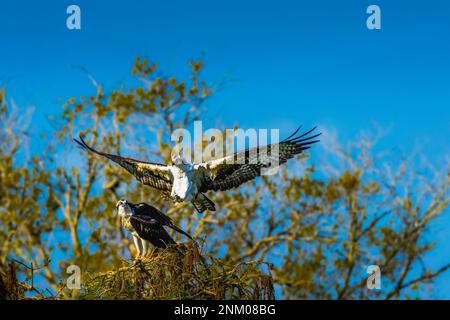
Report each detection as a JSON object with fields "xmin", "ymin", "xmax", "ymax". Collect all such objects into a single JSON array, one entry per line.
[
  {"xmin": 116, "ymin": 199, "xmax": 193, "ymax": 257},
  {"xmin": 75, "ymin": 126, "xmax": 320, "ymax": 213}
]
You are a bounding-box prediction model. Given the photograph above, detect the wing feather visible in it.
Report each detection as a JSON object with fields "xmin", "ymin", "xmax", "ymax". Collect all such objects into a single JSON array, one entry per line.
[
  {"xmin": 133, "ymin": 203, "xmax": 193, "ymax": 240},
  {"xmin": 74, "ymin": 135, "xmax": 173, "ymax": 191},
  {"xmin": 133, "ymin": 203, "xmax": 174, "ymax": 226},
  {"xmin": 130, "ymin": 215, "xmax": 176, "ymax": 247},
  {"xmin": 195, "ymin": 126, "xmax": 320, "ymax": 191}
]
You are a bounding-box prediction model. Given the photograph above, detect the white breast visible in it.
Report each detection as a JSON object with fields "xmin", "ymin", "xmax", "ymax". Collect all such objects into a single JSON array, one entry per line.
[{"xmin": 170, "ymin": 165, "xmax": 197, "ymax": 201}]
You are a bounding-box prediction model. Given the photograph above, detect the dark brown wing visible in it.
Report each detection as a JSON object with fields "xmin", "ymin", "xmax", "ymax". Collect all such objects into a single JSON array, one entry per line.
[
  {"xmin": 195, "ymin": 126, "xmax": 320, "ymax": 192},
  {"xmin": 133, "ymin": 203, "xmax": 193, "ymax": 240},
  {"xmin": 74, "ymin": 135, "xmax": 173, "ymax": 191},
  {"xmin": 130, "ymin": 215, "xmax": 176, "ymax": 248}
]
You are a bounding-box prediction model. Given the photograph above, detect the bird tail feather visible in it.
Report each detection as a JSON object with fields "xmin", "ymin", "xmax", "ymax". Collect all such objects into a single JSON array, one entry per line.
[{"xmin": 169, "ymin": 224, "xmax": 193, "ymax": 240}]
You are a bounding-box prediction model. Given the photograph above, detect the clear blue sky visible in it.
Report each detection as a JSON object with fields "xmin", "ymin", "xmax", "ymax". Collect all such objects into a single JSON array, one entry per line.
[{"xmin": 1, "ymin": 0, "xmax": 449, "ymax": 297}]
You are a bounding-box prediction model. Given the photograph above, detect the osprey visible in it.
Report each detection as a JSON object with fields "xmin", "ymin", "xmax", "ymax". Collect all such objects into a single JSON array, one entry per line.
[
  {"xmin": 116, "ymin": 200, "xmax": 192, "ymax": 257},
  {"xmin": 75, "ymin": 126, "xmax": 320, "ymax": 213}
]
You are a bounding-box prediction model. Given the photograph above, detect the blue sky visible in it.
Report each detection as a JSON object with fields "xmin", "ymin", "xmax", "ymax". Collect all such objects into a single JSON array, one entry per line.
[
  {"xmin": 1, "ymin": 0, "xmax": 449, "ymax": 297},
  {"xmin": 1, "ymin": 1, "xmax": 449, "ymax": 155}
]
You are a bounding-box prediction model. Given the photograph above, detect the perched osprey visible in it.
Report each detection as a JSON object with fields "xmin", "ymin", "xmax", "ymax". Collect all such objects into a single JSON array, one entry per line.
[
  {"xmin": 116, "ymin": 200, "xmax": 192, "ymax": 257},
  {"xmin": 75, "ymin": 126, "xmax": 320, "ymax": 213}
]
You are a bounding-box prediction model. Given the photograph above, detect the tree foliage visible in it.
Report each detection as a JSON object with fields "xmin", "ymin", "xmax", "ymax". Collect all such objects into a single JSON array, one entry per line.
[{"xmin": 0, "ymin": 59, "xmax": 448, "ymax": 300}]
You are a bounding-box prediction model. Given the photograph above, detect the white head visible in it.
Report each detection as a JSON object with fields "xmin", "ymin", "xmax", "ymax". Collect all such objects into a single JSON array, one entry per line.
[
  {"xmin": 171, "ymin": 147, "xmax": 186, "ymax": 166},
  {"xmin": 116, "ymin": 199, "xmax": 133, "ymax": 217}
]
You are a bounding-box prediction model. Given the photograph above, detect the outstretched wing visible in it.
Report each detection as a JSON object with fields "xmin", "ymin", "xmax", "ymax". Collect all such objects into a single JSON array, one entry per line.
[
  {"xmin": 74, "ymin": 135, "xmax": 173, "ymax": 191},
  {"xmin": 195, "ymin": 126, "xmax": 320, "ymax": 192},
  {"xmin": 130, "ymin": 215, "xmax": 176, "ymax": 248}
]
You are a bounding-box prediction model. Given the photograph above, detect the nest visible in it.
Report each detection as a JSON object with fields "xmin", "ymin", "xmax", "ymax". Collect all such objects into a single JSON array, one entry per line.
[{"xmin": 80, "ymin": 243, "xmax": 274, "ymax": 300}]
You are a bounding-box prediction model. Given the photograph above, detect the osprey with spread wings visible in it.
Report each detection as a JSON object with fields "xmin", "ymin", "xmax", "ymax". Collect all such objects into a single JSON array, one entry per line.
[{"xmin": 74, "ymin": 126, "xmax": 320, "ymax": 213}]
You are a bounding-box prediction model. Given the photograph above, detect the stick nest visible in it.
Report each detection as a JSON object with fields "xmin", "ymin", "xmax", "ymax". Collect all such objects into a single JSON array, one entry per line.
[{"xmin": 80, "ymin": 243, "xmax": 274, "ymax": 300}]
